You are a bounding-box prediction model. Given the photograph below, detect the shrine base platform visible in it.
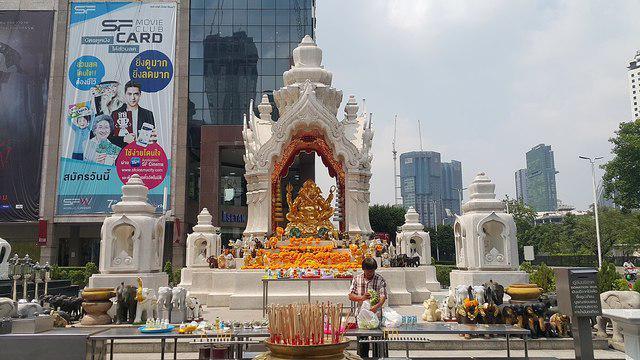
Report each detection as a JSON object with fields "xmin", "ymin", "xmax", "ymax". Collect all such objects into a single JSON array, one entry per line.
[{"xmin": 179, "ymin": 267, "xmax": 441, "ymax": 309}]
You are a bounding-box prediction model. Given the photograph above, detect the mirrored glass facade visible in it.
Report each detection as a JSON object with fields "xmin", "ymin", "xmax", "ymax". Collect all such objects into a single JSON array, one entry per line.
[{"xmin": 189, "ymin": 0, "xmax": 315, "ymax": 125}]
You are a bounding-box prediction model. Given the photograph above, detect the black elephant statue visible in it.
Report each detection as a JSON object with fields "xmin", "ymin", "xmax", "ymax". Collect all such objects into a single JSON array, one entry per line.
[{"xmin": 116, "ymin": 283, "xmax": 138, "ymax": 324}]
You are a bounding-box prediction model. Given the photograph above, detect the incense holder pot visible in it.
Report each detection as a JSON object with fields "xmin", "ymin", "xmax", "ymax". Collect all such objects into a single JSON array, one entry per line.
[
  {"xmin": 254, "ymin": 340, "xmax": 361, "ymax": 360},
  {"xmin": 505, "ymin": 284, "xmax": 543, "ymax": 301}
]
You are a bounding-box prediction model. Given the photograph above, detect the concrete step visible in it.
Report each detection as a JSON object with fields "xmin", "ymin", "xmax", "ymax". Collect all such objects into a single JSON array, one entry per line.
[{"xmin": 106, "ymin": 336, "xmax": 609, "ymax": 353}]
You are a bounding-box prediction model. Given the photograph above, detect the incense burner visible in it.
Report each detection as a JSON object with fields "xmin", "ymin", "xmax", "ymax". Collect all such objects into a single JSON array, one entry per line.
[{"xmin": 254, "ymin": 340, "xmax": 361, "ymax": 360}]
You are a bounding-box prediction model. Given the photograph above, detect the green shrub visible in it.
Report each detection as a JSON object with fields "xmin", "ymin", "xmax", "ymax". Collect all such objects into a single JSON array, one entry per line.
[
  {"xmin": 598, "ymin": 261, "xmax": 622, "ymax": 293},
  {"xmin": 68, "ymin": 269, "xmax": 86, "ymax": 287},
  {"xmin": 633, "ymin": 280, "xmax": 640, "ymax": 293},
  {"xmin": 173, "ymin": 269, "xmax": 182, "ymax": 286},
  {"xmin": 613, "ymin": 278, "xmax": 630, "ymax": 291},
  {"xmin": 530, "ymin": 263, "xmax": 556, "ymax": 293},
  {"xmin": 520, "ymin": 261, "xmax": 534, "ymax": 273},
  {"xmin": 435, "ymin": 265, "xmax": 455, "ymax": 287}
]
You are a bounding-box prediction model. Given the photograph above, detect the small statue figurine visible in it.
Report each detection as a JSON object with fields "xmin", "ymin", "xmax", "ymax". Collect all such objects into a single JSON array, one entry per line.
[
  {"xmin": 381, "ymin": 253, "xmax": 391, "ymax": 268},
  {"xmin": 217, "ymin": 253, "xmax": 227, "ymax": 269},
  {"xmin": 225, "ymin": 252, "xmax": 236, "ymax": 269},
  {"xmin": 422, "ymin": 298, "xmax": 442, "ymax": 322}
]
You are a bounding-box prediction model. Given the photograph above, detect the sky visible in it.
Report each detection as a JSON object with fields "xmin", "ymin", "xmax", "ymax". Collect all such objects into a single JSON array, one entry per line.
[{"xmin": 311, "ymin": 0, "xmax": 639, "ymax": 211}]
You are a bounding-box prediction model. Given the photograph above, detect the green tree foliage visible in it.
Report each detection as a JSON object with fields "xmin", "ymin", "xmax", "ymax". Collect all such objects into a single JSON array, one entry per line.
[
  {"xmin": 633, "ymin": 280, "xmax": 640, "ymax": 293},
  {"xmin": 512, "ymin": 205, "xmax": 640, "ymax": 258},
  {"xmin": 435, "ymin": 265, "xmax": 455, "ymax": 287},
  {"xmin": 426, "ymin": 224, "xmax": 455, "ymax": 262},
  {"xmin": 602, "ymin": 119, "xmax": 640, "ymax": 210},
  {"xmin": 598, "ymin": 261, "xmax": 622, "ymax": 293},
  {"xmin": 368, "ymin": 204, "xmax": 406, "ymax": 243}
]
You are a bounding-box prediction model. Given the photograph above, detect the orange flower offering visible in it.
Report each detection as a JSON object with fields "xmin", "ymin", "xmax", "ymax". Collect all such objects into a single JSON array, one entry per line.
[
  {"xmin": 241, "ymin": 236, "xmax": 359, "ymax": 270},
  {"xmin": 276, "ymin": 226, "xmax": 285, "ymax": 236}
]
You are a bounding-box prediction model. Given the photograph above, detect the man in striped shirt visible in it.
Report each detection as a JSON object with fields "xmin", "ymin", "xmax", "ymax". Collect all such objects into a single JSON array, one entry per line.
[{"xmin": 349, "ymin": 257, "xmax": 387, "ymax": 358}]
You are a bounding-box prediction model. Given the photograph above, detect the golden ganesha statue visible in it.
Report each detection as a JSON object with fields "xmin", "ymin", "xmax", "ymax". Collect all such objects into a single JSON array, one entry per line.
[{"xmin": 284, "ymin": 179, "xmax": 336, "ymax": 237}]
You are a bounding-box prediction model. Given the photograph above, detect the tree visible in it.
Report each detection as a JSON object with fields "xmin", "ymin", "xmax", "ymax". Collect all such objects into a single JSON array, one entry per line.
[
  {"xmin": 602, "ymin": 119, "xmax": 640, "ymax": 210},
  {"xmin": 503, "ymin": 197, "xmax": 536, "ymax": 252},
  {"xmin": 426, "ymin": 224, "xmax": 455, "ymax": 262},
  {"xmin": 368, "ymin": 204, "xmax": 406, "ymax": 244}
]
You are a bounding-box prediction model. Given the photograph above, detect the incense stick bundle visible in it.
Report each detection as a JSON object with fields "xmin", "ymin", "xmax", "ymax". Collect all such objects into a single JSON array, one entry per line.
[{"xmin": 266, "ymin": 302, "xmax": 346, "ymax": 345}]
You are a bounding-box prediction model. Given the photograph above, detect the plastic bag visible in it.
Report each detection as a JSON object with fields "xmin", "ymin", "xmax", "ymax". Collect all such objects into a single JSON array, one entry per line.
[
  {"xmin": 357, "ymin": 301, "xmax": 380, "ymax": 329},
  {"xmin": 382, "ymin": 307, "xmax": 402, "ymax": 328}
]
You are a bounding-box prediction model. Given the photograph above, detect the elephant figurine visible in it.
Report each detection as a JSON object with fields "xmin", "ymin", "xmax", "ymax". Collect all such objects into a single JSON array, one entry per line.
[
  {"xmin": 0, "ymin": 297, "xmax": 17, "ymax": 318},
  {"xmin": 17, "ymin": 300, "xmax": 44, "ymax": 318},
  {"xmin": 115, "ymin": 283, "xmax": 137, "ymax": 324},
  {"xmin": 186, "ymin": 296, "xmax": 202, "ymax": 320},
  {"xmin": 596, "ymin": 290, "xmax": 640, "ymax": 342},
  {"xmin": 171, "ymin": 287, "xmax": 187, "ymax": 310},
  {"xmin": 134, "ymin": 288, "xmax": 157, "ymax": 323},
  {"xmin": 157, "ymin": 286, "xmax": 173, "ymax": 320}
]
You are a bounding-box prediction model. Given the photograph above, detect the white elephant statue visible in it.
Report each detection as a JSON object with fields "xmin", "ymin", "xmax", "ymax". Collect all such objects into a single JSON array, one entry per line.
[
  {"xmin": 0, "ymin": 297, "xmax": 17, "ymax": 318},
  {"xmin": 454, "ymin": 285, "xmax": 468, "ymax": 306},
  {"xmin": 157, "ymin": 286, "xmax": 172, "ymax": 320},
  {"xmin": 17, "ymin": 299, "xmax": 44, "ymax": 318},
  {"xmin": 472, "ymin": 286, "xmax": 485, "ymax": 305},
  {"xmin": 186, "ymin": 296, "xmax": 202, "ymax": 320},
  {"xmin": 440, "ymin": 290, "xmax": 456, "ymax": 320},
  {"xmin": 134, "ymin": 288, "xmax": 157, "ymax": 323},
  {"xmin": 171, "ymin": 287, "xmax": 187, "ymax": 310},
  {"xmin": 596, "ymin": 290, "xmax": 640, "ymax": 342}
]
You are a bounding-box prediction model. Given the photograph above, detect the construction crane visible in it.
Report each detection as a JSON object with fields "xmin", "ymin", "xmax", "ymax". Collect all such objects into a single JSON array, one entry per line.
[{"xmin": 392, "ymin": 115, "xmax": 402, "ymax": 205}]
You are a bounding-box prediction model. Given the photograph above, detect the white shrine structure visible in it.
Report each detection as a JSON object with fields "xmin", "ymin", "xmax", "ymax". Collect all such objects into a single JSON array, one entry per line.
[
  {"xmin": 180, "ymin": 36, "xmax": 440, "ymax": 308},
  {"xmin": 185, "ymin": 208, "xmax": 221, "ymax": 268},
  {"xmin": 396, "ymin": 207, "xmax": 440, "ymax": 291},
  {"xmin": 0, "ymin": 236, "xmax": 11, "ymax": 280},
  {"xmin": 242, "ymin": 35, "xmax": 374, "ymax": 238},
  {"xmin": 449, "ymin": 172, "xmax": 529, "ymax": 290},
  {"xmin": 89, "ymin": 174, "xmax": 168, "ymax": 290}
]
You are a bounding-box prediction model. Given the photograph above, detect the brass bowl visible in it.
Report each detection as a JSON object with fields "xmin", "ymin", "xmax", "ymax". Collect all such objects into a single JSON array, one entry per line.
[
  {"xmin": 505, "ymin": 283, "xmax": 543, "ymax": 301},
  {"xmin": 264, "ymin": 340, "xmax": 350, "ymax": 359},
  {"xmin": 82, "ymin": 289, "xmax": 116, "ymax": 301}
]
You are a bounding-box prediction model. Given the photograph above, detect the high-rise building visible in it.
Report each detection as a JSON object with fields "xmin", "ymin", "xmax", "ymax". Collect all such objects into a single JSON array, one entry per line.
[
  {"xmin": 514, "ymin": 168, "xmax": 528, "ymax": 204},
  {"xmin": 399, "ymin": 151, "xmax": 462, "ymax": 228},
  {"xmin": 628, "ymin": 50, "xmax": 640, "ymax": 119},
  {"xmin": 188, "ymin": 0, "xmax": 316, "ymax": 245},
  {"xmin": 441, "ymin": 160, "xmax": 463, "ymax": 220},
  {"xmin": 525, "ymin": 144, "xmax": 558, "ymax": 212}
]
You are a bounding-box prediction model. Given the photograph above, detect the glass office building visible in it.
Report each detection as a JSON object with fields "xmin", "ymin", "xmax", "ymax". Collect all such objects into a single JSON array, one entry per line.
[
  {"xmin": 189, "ymin": 0, "xmax": 314, "ymax": 125},
  {"xmin": 188, "ymin": 0, "xmax": 316, "ymax": 245}
]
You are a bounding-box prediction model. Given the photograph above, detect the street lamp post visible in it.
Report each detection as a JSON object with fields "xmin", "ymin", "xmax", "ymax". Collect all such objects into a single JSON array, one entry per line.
[
  {"xmin": 452, "ymin": 187, "xmax": 467, "ymax": 215},
  {"xmin": 579, "ymin": 155, "xmax": 604, "ymax": 269}
]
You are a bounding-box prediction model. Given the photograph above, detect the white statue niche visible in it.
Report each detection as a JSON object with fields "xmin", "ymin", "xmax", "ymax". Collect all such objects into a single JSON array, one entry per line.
[
  {"xmin": 479, "ymin": 216, "xmax": 508, "ymax": 268},
  {"xmin": 397, "ymin": 207, "xmax": 431, "ymax": 264},
  {"xmin": 449, "ymin": 172, "xmax": 528, "ymax": 290},
  {"xmin": 90, "ymin": 174, "xmax": 168, "ymax": 290},
  {"xmin": 112, "ymin": 223, "xmax": 136, "ymax": 267},
  {"xmin": 186, "ymin": 208, "xmax": 221, "ymax": 268}
]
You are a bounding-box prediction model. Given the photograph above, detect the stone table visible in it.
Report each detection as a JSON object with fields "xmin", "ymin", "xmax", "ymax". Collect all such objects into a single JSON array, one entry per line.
[{"xmin": 603, "ymin": 309, "xmax": 640, "ymax": 359}]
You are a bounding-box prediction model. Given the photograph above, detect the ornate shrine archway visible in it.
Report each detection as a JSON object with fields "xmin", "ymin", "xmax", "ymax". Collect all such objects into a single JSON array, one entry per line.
[{"xmin": 270, "ymin": 130, "xmax": 346, "ymax": 233}]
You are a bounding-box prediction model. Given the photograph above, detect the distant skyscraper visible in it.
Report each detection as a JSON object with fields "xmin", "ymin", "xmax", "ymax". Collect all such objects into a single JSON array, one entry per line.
[
  {"xmin": 514, "ymin": 168, "xmax": 528, "ymax": 204},
  {"xmin": 525, "ymin": 144, "xmax": 558, "ymax": 212},
  {"xmin": 400, "ymin": 151, "xmax": 462, "ymax": 228},
  {"xmin": 628, "ymin": 50, "xmax": 640, "ymax": 119},
  {"xmin": 441, "ymin": 160, "xmax": 463, "ymax": 218}
]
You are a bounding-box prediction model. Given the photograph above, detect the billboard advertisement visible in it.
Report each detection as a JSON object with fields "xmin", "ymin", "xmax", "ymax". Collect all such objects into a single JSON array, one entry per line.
[
  {"xmin": 57, "ymin": 2, "xmax": 176, "ymax": 215},
  {"xmin": 0, "ymin": 11, "xmax": 54, "ymax": 222}
]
